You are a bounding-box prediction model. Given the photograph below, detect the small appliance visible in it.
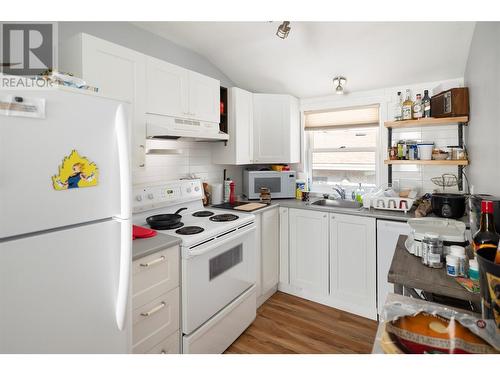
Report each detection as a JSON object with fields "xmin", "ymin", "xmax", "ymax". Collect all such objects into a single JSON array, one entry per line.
[
  {"xmin": 243, "ymin": 170, "xmax": 296, "ymax": 200},
  {"xmin": 430, "ymin": 87, "xmax": 469, "ymax": 118},
  {"xmin": 431, "ymin": 193, "xmax": 467, "ymax": 219}
]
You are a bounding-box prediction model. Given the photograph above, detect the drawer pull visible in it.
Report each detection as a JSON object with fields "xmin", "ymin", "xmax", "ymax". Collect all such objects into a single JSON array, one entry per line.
[
  {"xmin": 140, "ymin": 302, "xmax": 166, "ymax": 317},
  {"xmin": 160, "ymin": 350, "xmax": 166, "ymax": 354},
  {"xmin": 140, "ymin": 256, "xmax": 165, "ymax": 268}
]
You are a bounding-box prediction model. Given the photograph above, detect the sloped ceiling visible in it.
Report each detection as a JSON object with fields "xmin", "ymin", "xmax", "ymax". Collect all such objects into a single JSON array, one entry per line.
[{"xmin": 134, "ymin": 22, "xmax": 475, "ymax": 98}]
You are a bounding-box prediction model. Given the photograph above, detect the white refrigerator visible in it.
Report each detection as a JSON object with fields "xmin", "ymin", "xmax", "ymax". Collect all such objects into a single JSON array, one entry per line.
[{"xmin": 0, "ymin": 88, "xmax": 132, "ymax": 353}]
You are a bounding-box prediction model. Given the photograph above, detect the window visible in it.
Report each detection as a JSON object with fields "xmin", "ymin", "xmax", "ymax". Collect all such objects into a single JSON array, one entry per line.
[{"xmin": 305, "ymin": 105, "xmax": 379, "ymax": 189}]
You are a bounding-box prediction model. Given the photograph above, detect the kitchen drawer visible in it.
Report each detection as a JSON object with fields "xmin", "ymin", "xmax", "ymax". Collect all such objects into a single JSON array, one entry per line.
[
  {"xmin": 133, "ymin": 287, "xmax": 180, "ymax": 345},
  {"xmin": 133, "ymin": 246, "xmax": 179, "ymax": 308},
  {"xmin": 146, "ymin": 331, "xmax": 180, "ymax": 354},
  {"xmin": 133, "ymin": 327, "xmax": 180, "ymax": 354}
]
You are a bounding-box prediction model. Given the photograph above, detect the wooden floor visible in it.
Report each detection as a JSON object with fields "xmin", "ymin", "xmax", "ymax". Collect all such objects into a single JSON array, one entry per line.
[{"xmin": 225, "ymin": 292, "xmax": 378, "ymax": 354}]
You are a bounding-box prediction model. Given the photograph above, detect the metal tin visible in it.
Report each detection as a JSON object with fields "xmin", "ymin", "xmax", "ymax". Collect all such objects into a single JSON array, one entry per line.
[{"xmin": 421, "ymin": 232, "xmax": 444, "ymax": 268}]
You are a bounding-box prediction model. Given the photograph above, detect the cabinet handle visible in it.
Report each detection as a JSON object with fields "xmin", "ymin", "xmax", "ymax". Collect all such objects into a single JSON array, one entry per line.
[
  {"xmin": 323, "ymin": 214, "xmax": 327, "ymax": 218},
  {"xmin": 140, "ymin": 302, "xmax": 166, "ymax": 317},
  {"xmin": 160, "ymin": 350, "xmax": 166, "ymax": 354},
  {"xmin": 139, "ymin": 256, "xmax": 165, "ymax": 268}
]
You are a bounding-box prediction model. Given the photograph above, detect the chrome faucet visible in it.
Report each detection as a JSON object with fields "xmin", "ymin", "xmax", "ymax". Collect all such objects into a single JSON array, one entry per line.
[{"xmin": 332, "ymin": 185, "xmax": 346, "ymax": 200}]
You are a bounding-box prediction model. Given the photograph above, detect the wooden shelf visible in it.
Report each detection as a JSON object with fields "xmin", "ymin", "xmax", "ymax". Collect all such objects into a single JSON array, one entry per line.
[
  {"xmin": 384, "ymin": 116, "xmax": 469, "ymax": 129},
  {"xmin": 384, "ymin": 159, "xmax": 469, "ymax": 166}
]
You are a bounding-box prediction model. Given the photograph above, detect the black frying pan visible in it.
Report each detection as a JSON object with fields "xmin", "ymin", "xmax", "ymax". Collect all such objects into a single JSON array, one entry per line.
[{"xmin": 146, "ymin": 207, "xmax": 187, "ymax": 228}]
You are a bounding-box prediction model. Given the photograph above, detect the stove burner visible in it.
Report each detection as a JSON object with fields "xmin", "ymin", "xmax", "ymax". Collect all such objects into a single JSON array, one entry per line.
[
  {"xmin": 192, "ymin": 211, "xmax": 214, "ymax": 217},
  {"xmin": 175, "ymin": 226, "xmax": 204, "ymax": 235},
  {"xmin": 209, "ymin": 214, "xmax": 239, "ymax": 222},
  {"xmin": 150, "ymin": 222, "xmax": 184, "ymax": 230}
]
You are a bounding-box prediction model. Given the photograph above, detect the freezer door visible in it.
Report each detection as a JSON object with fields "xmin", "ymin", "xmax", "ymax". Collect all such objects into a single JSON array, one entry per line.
[
  {"xmin": 0, "ymin": 219, "xmax": 132, "ymax": 353},
  {"xmin": 0, "ymin": 89, "xmax": 131, "ymax": 239}
]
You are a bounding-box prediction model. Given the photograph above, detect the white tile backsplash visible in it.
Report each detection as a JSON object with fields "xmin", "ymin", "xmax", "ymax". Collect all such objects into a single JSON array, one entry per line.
[{"xmin": 132, "ymin": 139, "xmax": 244, "ymax": 194}]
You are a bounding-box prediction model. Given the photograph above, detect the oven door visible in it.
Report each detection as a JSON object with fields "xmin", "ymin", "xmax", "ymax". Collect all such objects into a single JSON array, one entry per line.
[{"xmin": 182, "ymin": 225, "xmax": 256, "ymax": 335}]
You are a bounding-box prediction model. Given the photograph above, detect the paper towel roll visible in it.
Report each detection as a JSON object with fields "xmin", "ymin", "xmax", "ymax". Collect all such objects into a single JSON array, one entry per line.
[{"xmin": 211, "ymin": 183, "xmax": 223, "ymax": 205}]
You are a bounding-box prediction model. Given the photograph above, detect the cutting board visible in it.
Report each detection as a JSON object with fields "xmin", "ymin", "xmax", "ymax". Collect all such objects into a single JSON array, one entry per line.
[{"xmin": 234, "ymin": 202, "xmax": 268, "ymax": 212}]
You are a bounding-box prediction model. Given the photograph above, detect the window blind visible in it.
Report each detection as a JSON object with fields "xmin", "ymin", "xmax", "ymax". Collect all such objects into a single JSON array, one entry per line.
[{"xmin": 305, "ymin": 105, "xmax": 379, "ymax": 130}]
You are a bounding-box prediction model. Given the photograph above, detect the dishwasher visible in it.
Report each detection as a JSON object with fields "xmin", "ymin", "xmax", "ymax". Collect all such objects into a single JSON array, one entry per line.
[{"xmin": 376, "ymin": 220, "xmax": 410, "ymax": 317}]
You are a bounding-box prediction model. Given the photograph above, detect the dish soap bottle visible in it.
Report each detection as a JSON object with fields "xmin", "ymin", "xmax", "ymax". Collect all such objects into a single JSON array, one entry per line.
[{"xmin": 352, "ymin": 183, "xmax": 365, "ymax": 203}]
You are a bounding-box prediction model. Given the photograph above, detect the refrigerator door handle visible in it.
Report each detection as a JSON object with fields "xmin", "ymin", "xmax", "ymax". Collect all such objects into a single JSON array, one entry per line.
[
  {"xmin": 115, "ymin": 104, "xmax": 132, "ymax": 220},
  {"xmin": 115, "ymin": 218, "xmax": 131, "ymax": 331}
]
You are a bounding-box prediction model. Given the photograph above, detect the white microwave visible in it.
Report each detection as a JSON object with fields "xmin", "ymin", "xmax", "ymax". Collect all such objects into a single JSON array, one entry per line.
[{"xmin": 243, "ymin": 170, "xmax": 296, "ymax": 200}]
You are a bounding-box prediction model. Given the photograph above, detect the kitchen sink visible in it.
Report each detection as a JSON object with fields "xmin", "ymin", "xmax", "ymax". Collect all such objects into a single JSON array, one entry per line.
[{"xmin": 311, "ymin": 199, "xmax": 362, "ymax": 209}]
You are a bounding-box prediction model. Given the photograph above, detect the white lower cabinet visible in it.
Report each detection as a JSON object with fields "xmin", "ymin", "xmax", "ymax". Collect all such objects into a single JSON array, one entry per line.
[
  {"xmin": 329, "ymin": 213, "xmax": 377, "ymax": 320},
  {"xmin": 132, "ymin": 245, "xmax": 181, "ymax": 354},
  {"xmin": 288, "ymin": 209, "xmax": 329, "ymax": 297},
  {"xmin": 254, "ymin": 207, "xmax": 280, "ymax": 306},
  {"xmin": 279, "ymin": 208, "xmax": 377, "ymax": 320}
]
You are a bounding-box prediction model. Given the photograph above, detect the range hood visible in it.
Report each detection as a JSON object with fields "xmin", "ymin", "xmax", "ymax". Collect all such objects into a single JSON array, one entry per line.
[{"xmin": 146, "ymin": 114, "xmax": 228, "ymax": 141}]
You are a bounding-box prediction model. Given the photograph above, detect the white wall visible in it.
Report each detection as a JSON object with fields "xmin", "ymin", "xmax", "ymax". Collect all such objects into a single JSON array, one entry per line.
[
  {"xmin": 464, "ymin": 22, "xmax": 500, "ymax": 196},
  {"xmin": 300, "ymin": 77, "xmax": 465, "ymax": 195}
]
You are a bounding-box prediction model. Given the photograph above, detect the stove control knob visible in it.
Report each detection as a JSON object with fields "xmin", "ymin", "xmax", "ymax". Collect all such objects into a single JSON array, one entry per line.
[
  {"xmin": 147, "ymin": 193, "xmax": 154, "ymax": 200},
  {"xmin": 186, "ymin": 187, "xmax": 192, "ymax": 193},
  {"xmin": 194, "ymin": 186, "xmax": 200, "ymax": 192},
  {"xmin": 136, "ymin": 195, "xmax": 143, "ymax": 202}
]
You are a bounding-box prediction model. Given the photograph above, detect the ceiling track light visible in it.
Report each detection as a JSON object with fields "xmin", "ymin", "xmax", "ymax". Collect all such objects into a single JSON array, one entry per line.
[
  {"xmin": 333, "ymin": 76, "xmax": 347, "ymax": 95},
  {"xmin": 276, "ymin": 21, "xmax": 291, "ymax": 39}
]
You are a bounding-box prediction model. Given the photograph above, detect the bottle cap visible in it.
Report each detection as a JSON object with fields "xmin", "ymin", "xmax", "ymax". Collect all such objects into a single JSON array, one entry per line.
[
  {"xmin": 425, "ymin": 232, "xmax": 440, "ymax": 239},
  {"xmin": 482, "ymin": 200, "xmax": 494, "ymax": 214}
]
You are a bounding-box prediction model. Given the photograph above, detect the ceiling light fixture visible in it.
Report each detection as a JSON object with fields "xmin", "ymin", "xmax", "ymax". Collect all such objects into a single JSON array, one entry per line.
[
  {"xmin": 276, "ymin": 21, "xmax": 291, "ymax": 39},
  {"xmin": 333, "ymin": 76, "xmax": 347, "ymax": 95}
]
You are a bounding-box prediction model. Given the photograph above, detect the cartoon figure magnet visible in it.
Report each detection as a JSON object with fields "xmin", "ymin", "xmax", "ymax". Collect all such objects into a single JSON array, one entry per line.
[{"xmin": 52, "ymin": 150, "xmax": 99, "ymax": 190}]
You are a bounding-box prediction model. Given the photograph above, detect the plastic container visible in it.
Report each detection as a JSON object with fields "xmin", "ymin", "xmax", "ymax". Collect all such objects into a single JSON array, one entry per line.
[
  {"xmin": 449, "ymin": 245, "xmax": 467, "ymax": 276},
  {"xmin": 468, "ymin": 258, "xmax": 479, "ymax": 281},
  {"xmin": 417, "ymin": 143, "xmax": 434, "ymax": 160},
  {"xmin": 446, "ymin": 255, "xmax": 459, "ymax": 277},
  {"xmin": 295, "ymin": 179, "xmax": 305, "ymax": 200}
]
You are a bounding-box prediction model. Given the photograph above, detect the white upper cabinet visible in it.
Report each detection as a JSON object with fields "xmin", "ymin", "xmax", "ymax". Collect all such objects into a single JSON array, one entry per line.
[
  {"xmin": 146, "ymin": 57, "xmax": 220, "ymax": 124},
  {"xmin": 253, "ymin": 94, "xmax": 300, "ymax": 164},
  {"xmin": 59, "ymin": 33, "xmax": 147, "ymax": 169},
  {"xmin": 188, "ymin": 71, "xmax": 220, "ymax": 123},
  {"xmin": 146, "ymin": 57, "xmax": 189, "ymax": 119},
  {"xmin": 213, "ymin": 87, "xmax": 253, "ymax": 164},
  {"xmin": 289, "ymin": 209, "xmax": 329, "ymax": 296},
  {"xmin": 329, "ymin": 213, "xmax": 377, "ymax": 320}
]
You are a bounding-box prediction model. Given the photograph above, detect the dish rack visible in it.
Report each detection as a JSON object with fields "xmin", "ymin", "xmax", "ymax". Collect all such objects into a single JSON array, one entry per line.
[{"xmin": 366, "ymin": 196, "xmax": 414, "ymax": 213}]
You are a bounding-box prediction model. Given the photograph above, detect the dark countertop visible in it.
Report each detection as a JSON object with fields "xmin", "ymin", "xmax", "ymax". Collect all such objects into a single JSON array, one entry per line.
[
  {"xmin": 132, "ymin": 232, "xmax": 181, "ymax": 261},
  {"xmin": 213, "ymin": 198, "xmax": 470, "ymax": 224},
  {"xmin": 388, "ymin": 235, "xmax": 480, "ymax": 304}
]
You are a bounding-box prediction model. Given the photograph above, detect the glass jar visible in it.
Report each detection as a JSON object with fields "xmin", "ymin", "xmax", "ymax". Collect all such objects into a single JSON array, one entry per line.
[{"xmin": 421, "ymin": 232, "xmax": 443, "ymax": 268}]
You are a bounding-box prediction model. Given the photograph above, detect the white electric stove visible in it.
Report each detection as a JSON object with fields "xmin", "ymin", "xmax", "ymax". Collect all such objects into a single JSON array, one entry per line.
[{"xmin": 133, "ymin": 179, "xmax": 257, "ymax": 354}]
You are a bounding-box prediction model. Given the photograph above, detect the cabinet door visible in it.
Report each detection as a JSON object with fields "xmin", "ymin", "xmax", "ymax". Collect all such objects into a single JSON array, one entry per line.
[
  {"xmin": 279, "ymin": 207, "xmax": 289, "ymax": 285},
  {"xmin": 81, "ymin": 34, "xmax": 146, "ymax": 168},
  {"xmin": 188, "ymin": 71, "xmax": 220, "ymax": 123},
  {"xmin": 213, "ymin": 87, "xmax": 253, "ymax": 164},
  {"xmin": 253, "ymin": 94, "xmax": 290, "ymax": 163},
  {"xmin": 146, "ymin": 57, "xmax": 189, "ymax": 118},
  {"xmin": 261, "ymin": 207, "xmax": 279, "ymax": 295},
  {"xmin": 329, "ymin": 213, "xmax": 377, "ymax": 320},
  {"xmin": 289, "ymin": 209, "xmax": 329, "ymax": 296}
]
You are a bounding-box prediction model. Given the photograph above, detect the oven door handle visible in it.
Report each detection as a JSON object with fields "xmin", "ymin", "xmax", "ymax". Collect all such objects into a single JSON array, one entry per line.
[{"xmin": 186, "ymin": 224, "xmax": 255, "ymax": 258}]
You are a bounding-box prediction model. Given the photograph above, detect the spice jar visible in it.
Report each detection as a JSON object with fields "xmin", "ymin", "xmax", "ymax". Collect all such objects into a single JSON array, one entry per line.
[
  {"xmin": 449, "ymin": 245, "xmax": 467, "ymax": 276},
  {"xmin": 421, "ymin": 232, "xmax": 443, "ymax": 268}
]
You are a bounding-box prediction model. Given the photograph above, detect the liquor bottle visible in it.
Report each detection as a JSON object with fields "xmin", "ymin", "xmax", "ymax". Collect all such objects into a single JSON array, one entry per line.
[
  {"xmin": 412, "ymin": 94, "xmax": 423, "ymax": 119},
  {"xmin": 393, "ymin": 91, "xmax": 403, "ymax": 121},
  {"xmin": 473, "ymin": 201, "xmax": 500, "ymax": 262},
  {"xmin": 401, "ymin": 89, "xmax": 413, "ymax": 120},
  {"xmin": 422, "ymin": 90, "xmax": 431, "ymax": 118}
]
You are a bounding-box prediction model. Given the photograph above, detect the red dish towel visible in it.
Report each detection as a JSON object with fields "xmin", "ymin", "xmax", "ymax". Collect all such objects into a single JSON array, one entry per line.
[{"xmin": 133, "ymin": 225, "xmax": 157, "ymax": 240}]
